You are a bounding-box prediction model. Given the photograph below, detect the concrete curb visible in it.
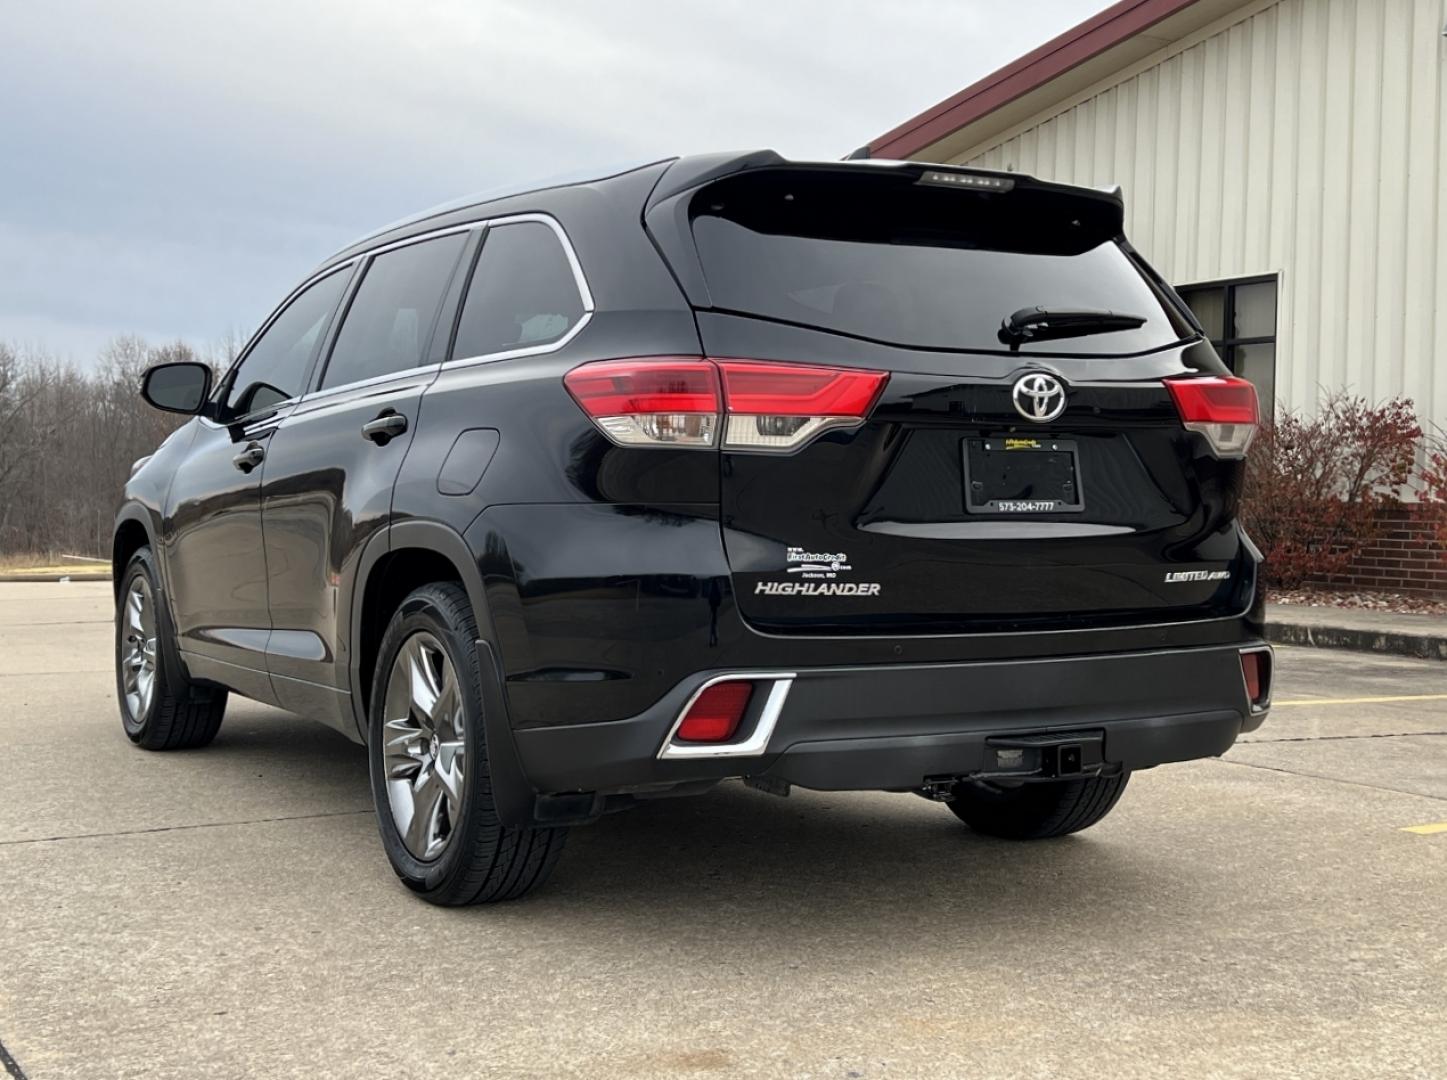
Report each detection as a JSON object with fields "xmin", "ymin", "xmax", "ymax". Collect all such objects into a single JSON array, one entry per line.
[
  {"xmin": 7, "ymin": 575, "xmax": 1444, "ymax": 661},
  {"xmin": 1267, "ymin": 619, "xmax": 1447, "ymax": 661},
  {"xmin": 0, "ymin": 573, "xmax": 111, "ymax": 583}
]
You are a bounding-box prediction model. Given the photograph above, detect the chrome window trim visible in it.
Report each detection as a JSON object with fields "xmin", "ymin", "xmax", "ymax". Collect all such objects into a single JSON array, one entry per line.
[
  {"xmin": 441, "ymin": 212, "xmax": 595, "ymax": 372},
  {"xmin": 297, "ymin": 363, "xmax": 440, "ymax": 407},
  {"xmin": 200, "ymin": 400, "xmax": 298, "ymax": 434},
  {"xmin": 234, "ymin": 259, "xmax": 359, "ymax": 363},
  {"xmin": 657, "ymin": 673, "xmax": 796, "ymax": 760},
  {"xmin": 208, "ymin": 260, "xmax": 359, "ymax": 427},
  {"xmin": 309, "ymin": 223, "xmax": 479, "ymax": 397},
  {"xmin": 216, "ymin": 211, "xmax": 592, "ymax": 416},
  {"xmin": 444, "ymin": 310, "xmax": 594, "ymax": 371},
  {"xmin": 216, "ymin": 223, "xmax": 477, "ymax": 417},
  {"xmin": 352, "ymin": 221, "xmax": 478, "ymax": 261},
  {"xmin": 241, "ymin": 417, "xmax": 287, "ymax": 438}
]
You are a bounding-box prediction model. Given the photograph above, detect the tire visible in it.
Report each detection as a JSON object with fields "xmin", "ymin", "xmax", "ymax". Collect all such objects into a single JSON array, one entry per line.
[
  {"xmin": 115, "ymin": 546, "xmax": 227, "ymax": 750},
  {"xmin": 367, "ymin": 582, "xmax": 566, "ymax": 905},
  {"xmin": 946, "ymin": 772, "xmax": 1130, "ymax": 840}
]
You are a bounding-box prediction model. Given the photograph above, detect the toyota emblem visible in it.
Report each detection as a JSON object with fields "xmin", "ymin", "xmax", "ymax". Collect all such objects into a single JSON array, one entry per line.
[{"xmin": 1011, "ymin": 372, "xmax": 1067, "ymax": 423}]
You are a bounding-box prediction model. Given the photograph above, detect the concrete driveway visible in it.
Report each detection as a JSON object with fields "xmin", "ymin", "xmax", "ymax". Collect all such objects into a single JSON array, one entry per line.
[{"xmin": 1, "ymin": 581, "xmax": 1444, "ymax": 1079}]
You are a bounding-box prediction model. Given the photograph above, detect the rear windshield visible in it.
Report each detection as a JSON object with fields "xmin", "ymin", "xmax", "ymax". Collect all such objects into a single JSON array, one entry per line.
[{"xmin": 688, "ymin": 168, "xmax": 1191, "ymax": 355}]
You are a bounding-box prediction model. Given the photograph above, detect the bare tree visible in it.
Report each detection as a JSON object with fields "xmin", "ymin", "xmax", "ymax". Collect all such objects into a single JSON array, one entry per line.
[
  {"xmin": 0, "ymin": 337, "xmax": 199, "ymax": 558},
  {"xmin": 0, "ymin": 344, "xmax": 47, "ymax": 508}
]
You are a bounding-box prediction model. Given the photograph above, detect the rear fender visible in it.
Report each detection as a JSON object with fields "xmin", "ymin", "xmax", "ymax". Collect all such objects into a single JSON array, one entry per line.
[{"xmin": 348, "ymin": 520, "xmax": 536, "ymax": 829}]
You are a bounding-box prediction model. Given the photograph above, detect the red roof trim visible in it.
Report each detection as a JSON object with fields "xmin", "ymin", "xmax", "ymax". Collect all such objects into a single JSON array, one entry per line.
[{"xmin": 869, "ymin": 0, "xmax": 1202, "ymax": 159}]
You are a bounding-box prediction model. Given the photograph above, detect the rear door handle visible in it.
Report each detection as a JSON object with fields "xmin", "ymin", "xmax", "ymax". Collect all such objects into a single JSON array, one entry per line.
[
  {"xmin": 232, "ymin": 443, "xmax": 265, "ymax": 473},
  {"xmin": 362, "ymin": 412, "xmax": 408, "ymax": 445}
]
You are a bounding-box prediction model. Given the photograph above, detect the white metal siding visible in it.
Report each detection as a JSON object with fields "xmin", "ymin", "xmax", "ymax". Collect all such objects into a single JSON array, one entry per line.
[{"xmin": 955, "ymin": 0, "xmax": 1447, "ymax": 424}]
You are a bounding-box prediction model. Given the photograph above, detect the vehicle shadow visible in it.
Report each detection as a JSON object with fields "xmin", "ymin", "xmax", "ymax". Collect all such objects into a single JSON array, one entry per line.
[
  {"xmin": 206, "ymin": 707, "xmax": 1186, "ymax": 944},
  {"xmin": 209, "ymin": 711, "xmax": 367, "ymax": 760},
  {"xmin": 195, "ymin": 703, "xmax": 370, "ymax": 795},
  {"xmin": 512, "ymin": 781, "xmax": 1184, "ymax": 949}
]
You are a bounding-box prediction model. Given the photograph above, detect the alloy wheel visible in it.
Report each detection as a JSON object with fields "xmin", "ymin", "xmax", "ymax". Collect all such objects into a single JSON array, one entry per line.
[
  {"xmin": 382, "ymin": 631, "xmax": 467, "ymax": 860},
  {"xmin": 121, "ymin": 575, "xmax": 158, "ymax": 721}
]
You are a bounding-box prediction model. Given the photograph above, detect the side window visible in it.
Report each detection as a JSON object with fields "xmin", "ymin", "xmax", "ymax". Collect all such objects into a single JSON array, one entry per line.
[
  {"xmin": 320, "ymin": 232, "xmax": 468, "ymax": 390},
  {"xmin": 226, "ymin": 268, "xmax": 350, "ymax": 416},
  {"xmin": 453, "ymin": 221, "xmax": 585, "ymax": 359}
]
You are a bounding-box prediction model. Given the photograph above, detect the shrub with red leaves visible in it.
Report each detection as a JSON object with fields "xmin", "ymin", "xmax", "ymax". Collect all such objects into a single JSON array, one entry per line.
[
  {"xmin": 1418, "ymin": 436, "xmax": 1447, "ymax": 551},
  {"xmin": 1243, "ymin": 393, "xmax": 1423, "ymax": 589}
]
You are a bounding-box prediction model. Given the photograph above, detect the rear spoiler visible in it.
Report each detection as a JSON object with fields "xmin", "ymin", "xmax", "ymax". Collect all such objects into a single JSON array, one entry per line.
[
  {"xmin": 643, "ymin": 156, "xmax": 1127, "ymax": 311},
  {"xmin": 645, "ymin": 153, "xmax": 1124, "ymax": 216}
]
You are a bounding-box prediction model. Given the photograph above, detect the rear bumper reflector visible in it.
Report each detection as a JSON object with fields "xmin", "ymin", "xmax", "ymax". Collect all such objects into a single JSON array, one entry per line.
[
  {"xmin": 657, "ymin": 674, "xmax": 796, "ymax": 759},
  {"xmin": 1239, "ymin": 645, "xmax": 1273, "ymax": 712}
]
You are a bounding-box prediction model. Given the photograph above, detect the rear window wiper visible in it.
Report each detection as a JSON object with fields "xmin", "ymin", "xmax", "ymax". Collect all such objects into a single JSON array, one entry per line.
[{"xmin": 999, "ymin": 306, "xmax": 1147, "ymax": 351}]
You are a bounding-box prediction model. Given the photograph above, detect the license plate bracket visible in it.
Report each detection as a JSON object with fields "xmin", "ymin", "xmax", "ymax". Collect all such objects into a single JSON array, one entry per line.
[{"xmin": 963, "ymin": 437, "xmax": 1084, "ymax": 515}]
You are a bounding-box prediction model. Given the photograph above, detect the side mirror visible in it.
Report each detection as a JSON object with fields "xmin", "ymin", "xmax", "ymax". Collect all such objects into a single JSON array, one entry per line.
[{"xmin": 141, "ymin": 361, "xmax": 212, "ymax": 415}]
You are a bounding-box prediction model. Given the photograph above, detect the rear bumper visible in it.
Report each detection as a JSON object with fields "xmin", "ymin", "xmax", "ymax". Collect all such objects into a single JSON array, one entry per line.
[{"xmin": 512, "ymin": 642, "xmax": 1269, "ymax": 795}]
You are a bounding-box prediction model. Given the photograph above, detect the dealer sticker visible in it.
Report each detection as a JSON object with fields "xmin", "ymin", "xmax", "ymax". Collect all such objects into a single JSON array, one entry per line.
[{"xmin": 764, "ymin": 545, "xmax": 882, "ymax": 596}]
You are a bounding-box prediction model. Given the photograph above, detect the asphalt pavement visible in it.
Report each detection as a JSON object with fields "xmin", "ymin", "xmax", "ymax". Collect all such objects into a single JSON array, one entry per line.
[{"xmin": 1, "ymin": 581, "xmax": 1444, "ymax": 1079}]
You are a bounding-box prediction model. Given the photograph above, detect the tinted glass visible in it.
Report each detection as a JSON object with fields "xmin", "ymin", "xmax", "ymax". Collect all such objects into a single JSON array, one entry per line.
[
  {"xmin": 453, "ymin": 221, "xmax": 584, "ymax": 359},
  {"xmin": 1233, "ymin": 281, "xmax": 1276, "ymax": 338},
  {"xmin": 321, "ymin": 233, "xmax": 467, "ymax": 389},
  {"xmin": 689, "ymin": 170, "xmax": 1190, "ymax": 354},
  {"xmin": 1233, "ymin": 342, "xmax": 1276, "ymax": 419},
  {"xmin": 1179, "ymin": 285, "xmax": 1226, "ymax": 340},
  {"xmin": 227, "ymin": 268, "xmax": 349, "ymax": 416}
]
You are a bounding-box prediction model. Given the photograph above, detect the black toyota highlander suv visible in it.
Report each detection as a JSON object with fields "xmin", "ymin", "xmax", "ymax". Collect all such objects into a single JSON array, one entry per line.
[{"xmin": 115, "ymin": 152, "xmax": 1272, "ymax": 904}]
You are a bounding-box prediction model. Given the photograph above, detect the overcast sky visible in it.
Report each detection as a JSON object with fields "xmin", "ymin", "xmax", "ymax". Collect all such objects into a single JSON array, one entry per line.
[{"xmin": 2, "ymin": 0, "xmax": 1104, "ymax": 366}]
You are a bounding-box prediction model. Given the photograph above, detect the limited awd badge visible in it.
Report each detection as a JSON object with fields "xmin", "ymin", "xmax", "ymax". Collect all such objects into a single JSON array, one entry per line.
[{"xmin": 1012, "ymin": 372, "xmax": 1067, "ymax": 422}]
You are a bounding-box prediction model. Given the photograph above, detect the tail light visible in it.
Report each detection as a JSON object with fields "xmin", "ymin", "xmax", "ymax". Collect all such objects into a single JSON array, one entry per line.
[
  {"xmin": 561, "ymin": 358, "xmax": 720, "ymax": 447},
  {"xmin": 675, "ymin": 681, "xmax": 754, "ymax": 742},
  {"xmin": 564, "ymin": 358, "xmax": 888, "ymax": 452},
  {"xmin": 717, "ymin": 361, "xmax": 888, "ymax": 450},
  {"xmin": 1165, "ymin": 375, "xmax": 1259, "ymax": 458}
]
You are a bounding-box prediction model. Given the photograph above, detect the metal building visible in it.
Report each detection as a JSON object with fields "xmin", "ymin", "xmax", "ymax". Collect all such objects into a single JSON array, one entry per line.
[{"xmin": 866, "ymin": 0, "xmax": 1447, "ymax": 426}]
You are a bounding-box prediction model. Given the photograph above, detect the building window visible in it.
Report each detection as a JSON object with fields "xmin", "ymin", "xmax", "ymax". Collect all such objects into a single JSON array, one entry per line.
[{"xmin": 1177, "ymin": 275, "xmax": 1277, "ymax": 418}]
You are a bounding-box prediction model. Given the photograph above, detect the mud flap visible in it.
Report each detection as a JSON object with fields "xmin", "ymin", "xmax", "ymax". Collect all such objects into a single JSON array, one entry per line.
[{"xmin": 474, "ymin": 638, "xmax": 540, "ymax": 829}]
